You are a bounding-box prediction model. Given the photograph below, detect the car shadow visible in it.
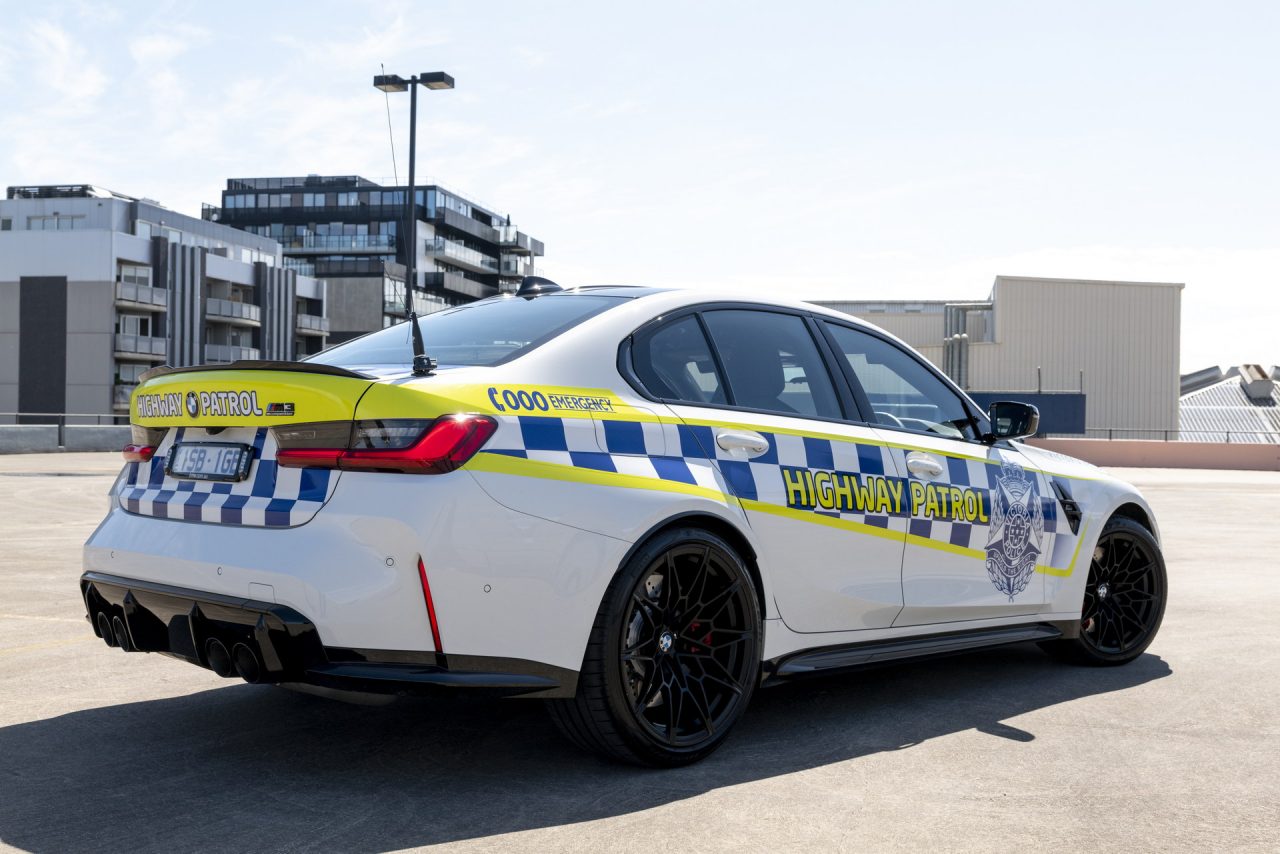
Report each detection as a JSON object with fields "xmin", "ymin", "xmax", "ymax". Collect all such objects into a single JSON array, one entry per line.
[{"xmin": 0, "ymin": 645, "xmax": 1170, "ymax": 852}]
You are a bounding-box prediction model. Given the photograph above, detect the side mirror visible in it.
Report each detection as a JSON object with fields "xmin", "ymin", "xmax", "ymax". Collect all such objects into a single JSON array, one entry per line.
[{"xmin": 985, "ymin": 401, "xmax": 1040, "ymax": 442}]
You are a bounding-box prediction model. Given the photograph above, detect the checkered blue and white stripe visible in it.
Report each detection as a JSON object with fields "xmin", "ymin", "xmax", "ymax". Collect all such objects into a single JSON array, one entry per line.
[
  {"xmin": 482, "ymin": 415, "xmax": 724, "ymax": 494},
  {"xmin": 116, "ymin": 427, "xmax": 335, "ymax": 528},
  {"xmin": 482, "ymin": 415, "xmax": 1067, "ymax": 554}
]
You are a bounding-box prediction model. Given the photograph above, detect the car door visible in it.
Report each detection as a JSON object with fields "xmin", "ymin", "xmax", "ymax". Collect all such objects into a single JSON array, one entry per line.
[
  {"xmin": 819, "ymin": 320, "xmax": 1057, "ymax": 626},
  {"xmin": 627, "ymin": 306, "xmax": 907, "ymax": 633}
]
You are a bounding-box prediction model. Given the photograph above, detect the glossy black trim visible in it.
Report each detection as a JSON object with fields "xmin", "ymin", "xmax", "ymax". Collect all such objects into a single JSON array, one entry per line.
[
  {"xmin": 1052, "ymin": 481, "xmax": 1083, "ymax": 535},
  {"xmin": 619, "ymin": 300, "xmax": 861, "ymax": 429},
  {"xmin": 765, "ymin": 623, "xmax": 1063, "ymax": 682},
  {"xmin": 80, "ymin": 571, "xmax": 577, "ymax": 698},
  {"xmin": 139, "ymin": 360, "xmax": 372, "ymax": 383}
]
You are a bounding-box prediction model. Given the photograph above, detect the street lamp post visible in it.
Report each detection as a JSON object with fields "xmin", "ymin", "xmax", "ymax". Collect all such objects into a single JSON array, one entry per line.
[{"xmin": 373, "ymin": 71, "xmax": 454, "ymax": 374}]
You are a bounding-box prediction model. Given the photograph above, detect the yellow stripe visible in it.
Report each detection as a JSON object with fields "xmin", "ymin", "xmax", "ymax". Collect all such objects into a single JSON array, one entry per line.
[
  {"xmin": 469, "ymin": 452, "xmax": 732, "ymax": 503},
  {"xmin": 738, "ymin": 498, "xmax": 906, "ymax": 544},
  {"xmin": 471, "ymin": 453, "xmax": 1084, "ymax": 577},
  {"xmin": 1038, "ymin": 521, "xmax": 1090, "ymax": 578}
]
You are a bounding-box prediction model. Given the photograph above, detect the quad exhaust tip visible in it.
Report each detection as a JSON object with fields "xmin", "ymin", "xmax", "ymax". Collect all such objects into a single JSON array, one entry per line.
[
  {"xmin": 204, "ymin": 638, "xmax": 234, "ymax": 678},
  {"xmin": 96, "ymin": 612, "xmax": 118, "ymax": 648},
  {"xmin": 111, "ymin": 615, "xmax": 133, "ymax": 652},
  {"xmin": 232, "ymin": 643, "xmax": 262, "ymax": 684}
]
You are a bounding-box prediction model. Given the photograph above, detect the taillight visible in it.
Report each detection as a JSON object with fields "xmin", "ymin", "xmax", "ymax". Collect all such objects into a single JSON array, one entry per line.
[
  {"xmin": 122, "ymin": 444, "xmax": 156, "ymax": 462},
  {"xmin": 276, "ymin": 415, "xmax": 497, "ymax": 474}
]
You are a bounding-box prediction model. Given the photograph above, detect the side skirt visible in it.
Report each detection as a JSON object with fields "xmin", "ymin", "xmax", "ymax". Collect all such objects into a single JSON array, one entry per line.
[{"xmin": 764, "ymin": 623, "xmax": 1063, "ymax": 683}]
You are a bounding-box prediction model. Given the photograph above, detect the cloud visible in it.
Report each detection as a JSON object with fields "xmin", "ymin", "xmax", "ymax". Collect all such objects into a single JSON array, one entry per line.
[
  {"xmin": 129, "ymin": 24, "xmax": 209, "ymax": 67},
  {"xmin": 28, "ymin": 20, "xmax": 107, "ymax": 102}
]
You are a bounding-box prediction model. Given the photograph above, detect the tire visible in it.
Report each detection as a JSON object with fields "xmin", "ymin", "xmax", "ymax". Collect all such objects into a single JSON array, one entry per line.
[
  {"xmin": 547, "ymin": 527, "xmax": 762, "ymax": 766},
  {"xmin": 1040, "ymin": 516, "xmax": 1167, "ymax": 666}
]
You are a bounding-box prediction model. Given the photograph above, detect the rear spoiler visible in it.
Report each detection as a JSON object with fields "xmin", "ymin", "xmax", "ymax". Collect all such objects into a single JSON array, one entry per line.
[{"xmin": 138, "ymin": 360, "xmax": 372, "ymax": 383}]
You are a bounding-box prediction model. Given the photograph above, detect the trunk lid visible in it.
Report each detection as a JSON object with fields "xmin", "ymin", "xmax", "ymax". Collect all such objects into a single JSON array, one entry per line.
[{"xmin": 121, "ymin": 364, "xmax": 378, "ymax": 528}]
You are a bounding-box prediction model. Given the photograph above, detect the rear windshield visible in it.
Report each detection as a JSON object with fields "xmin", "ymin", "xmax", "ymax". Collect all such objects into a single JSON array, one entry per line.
[{"xmin": 308, "ymin": 294, "xmax": 627, "ymax": 368}]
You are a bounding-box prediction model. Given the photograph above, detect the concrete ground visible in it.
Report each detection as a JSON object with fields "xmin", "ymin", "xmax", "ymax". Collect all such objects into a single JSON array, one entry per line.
[{"xmin": 0, "ymin": 453, "xmax": 1276, "ymax": 853}]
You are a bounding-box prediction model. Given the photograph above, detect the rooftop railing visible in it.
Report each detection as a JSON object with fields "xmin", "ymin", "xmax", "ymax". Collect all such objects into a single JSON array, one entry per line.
[{"xmin": 1042, "ymin": 428, "xmax": 1280, "ymax": 444}]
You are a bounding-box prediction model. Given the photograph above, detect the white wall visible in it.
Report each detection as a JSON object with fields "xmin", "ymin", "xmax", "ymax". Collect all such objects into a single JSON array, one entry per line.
[{"xmin": 973, "ymin": 276, "xmax": 1181, "ymax": 433}]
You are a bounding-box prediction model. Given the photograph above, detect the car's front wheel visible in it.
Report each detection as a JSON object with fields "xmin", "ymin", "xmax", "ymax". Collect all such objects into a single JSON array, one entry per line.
[
  {"xmin": 548, "ymin": 527, "xmax": 762, "ymax": 766},
  {"xmin": 1041, "ymin": 515, "xmax": 1167, "ymax": 666}
]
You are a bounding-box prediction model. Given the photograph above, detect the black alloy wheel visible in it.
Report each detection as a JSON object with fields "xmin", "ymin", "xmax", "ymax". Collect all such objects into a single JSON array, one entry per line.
[
  {"xmin": 620, "ymin": 542, "xmax": 756, "ymax": 748},
  {"xmin": 1041, "ymin": 516, "xmax": 1167, "ymax": 666},
  {"xmin": 547, "ymin": 527, "xmax": 761, "ymax": 766}
]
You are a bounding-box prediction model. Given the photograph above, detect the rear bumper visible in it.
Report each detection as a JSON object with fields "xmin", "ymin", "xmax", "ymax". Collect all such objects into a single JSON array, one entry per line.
[{"xmin": 81, "ymin": 571, "xmax": 577, "ymax": 698}]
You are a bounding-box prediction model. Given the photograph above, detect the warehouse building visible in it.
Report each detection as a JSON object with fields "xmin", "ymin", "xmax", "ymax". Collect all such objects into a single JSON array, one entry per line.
[
  {"xmin": 0, "ymin": 184, "xmax": 328, "ymax": 419},
  {"xmin": 814, "ymin": 275, "xmax": 1184, "ymax": 437}
]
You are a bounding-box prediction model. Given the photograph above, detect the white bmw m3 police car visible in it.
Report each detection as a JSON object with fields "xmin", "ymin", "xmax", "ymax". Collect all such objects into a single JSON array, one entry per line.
[{"xmin": 83, "ymin": 278, "xmax": 1167, "ymax": 766}]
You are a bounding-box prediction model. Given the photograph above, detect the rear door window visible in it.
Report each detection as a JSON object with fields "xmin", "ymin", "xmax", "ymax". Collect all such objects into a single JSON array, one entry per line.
[
  {"xmin": 632, "ymin": 315, "xmax": 726, "ymax": 405},
  {"xmin": 701, "ymin": 310, "xmax": 841, "ymax": 419}
]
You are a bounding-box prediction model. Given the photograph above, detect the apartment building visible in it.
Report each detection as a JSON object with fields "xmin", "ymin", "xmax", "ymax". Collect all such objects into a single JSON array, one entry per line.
[
  {"xmin": 205, "ymin": 175, "xmax": 544, "ymax": 342},
  {"xmin": 0, "ymin": 184, "xmax": 328, "ymax": 418}
]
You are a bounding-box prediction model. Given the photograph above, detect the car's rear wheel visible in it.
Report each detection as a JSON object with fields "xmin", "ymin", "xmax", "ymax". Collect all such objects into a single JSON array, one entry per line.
[
  {"xmin": 1041, "ymin": 516, "xmax": 1167, "ymax": 666},
  {"xmin": 548, "ymin": 527, "xmax": 761, "ymax": 766}
]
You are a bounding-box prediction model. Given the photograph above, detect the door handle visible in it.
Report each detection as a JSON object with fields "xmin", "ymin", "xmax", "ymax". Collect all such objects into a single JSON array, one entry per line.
[
  {"xmin": 715, "ymin": 429, "xmax": 770, "ymax": 459},
  {"xmin": 905, "ymin": 452, "xmax": 944, "ymax": 478}
]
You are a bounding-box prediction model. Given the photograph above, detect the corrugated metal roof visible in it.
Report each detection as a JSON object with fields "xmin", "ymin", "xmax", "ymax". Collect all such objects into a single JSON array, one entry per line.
[{"xmin": 1180, "ymin": 378, "xmax": 1280, "ymax": 443}]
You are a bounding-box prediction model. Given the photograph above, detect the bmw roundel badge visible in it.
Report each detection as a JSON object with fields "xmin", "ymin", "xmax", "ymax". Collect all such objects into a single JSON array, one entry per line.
[{"xmin": 185, "ymin": 391, "xmax": 199, "ymax": 418}]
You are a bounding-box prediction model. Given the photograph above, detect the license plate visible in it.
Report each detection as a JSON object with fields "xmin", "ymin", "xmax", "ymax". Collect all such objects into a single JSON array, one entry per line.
[{"xmin": 166, "ymin": 442, "xmax": 253, "ymax": 482}]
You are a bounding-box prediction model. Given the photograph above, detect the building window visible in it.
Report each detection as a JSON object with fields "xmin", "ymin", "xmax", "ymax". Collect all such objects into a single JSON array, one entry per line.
[
  {"xmin": 1, "ymin": 218, "xmax": 10, "ymax": 231},
  {"xmin": 27, "ymin": 214, "xmax": 85, "ymax": 230},
  {"xmin": 115, "ymin": 362, "xmax": 148, "ymax": 384},
  {"xmin": 115, "ymin": 314, "xmax": 152, "ymax": 337},
  {"xmin": 119, "ymin": 264, "xmax": 152, "ymax": 287}
]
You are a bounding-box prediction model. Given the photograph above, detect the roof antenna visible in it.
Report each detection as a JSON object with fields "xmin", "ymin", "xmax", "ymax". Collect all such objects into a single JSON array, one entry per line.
[
  {"xmin": 516, "ymin": 275, "xmax": 563, "ymax": 299},
  {"xmin": 406, "ymin": 295, "xmax": 435, "ymax": 375}
]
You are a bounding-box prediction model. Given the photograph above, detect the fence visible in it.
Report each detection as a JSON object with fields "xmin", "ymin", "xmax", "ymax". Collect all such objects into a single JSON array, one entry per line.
[
  {"xmin": 1044, "ymin": 428, "xmax": 1280, "ymax": 444},
  {"xmin": 0, "ymin": 413, "xmax": 131, "ymax": 454}
]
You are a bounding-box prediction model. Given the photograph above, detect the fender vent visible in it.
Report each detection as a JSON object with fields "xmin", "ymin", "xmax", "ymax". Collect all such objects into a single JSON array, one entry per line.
[{"xmin": 1051, "ymin": 480, "xmax": 1082, "ymax": 535}]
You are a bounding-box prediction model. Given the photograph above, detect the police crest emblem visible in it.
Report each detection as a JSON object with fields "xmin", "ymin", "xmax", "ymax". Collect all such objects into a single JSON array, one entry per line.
[{"xmin": 985, "ymin": 458, "xmax": 1044, "ymax": 600}]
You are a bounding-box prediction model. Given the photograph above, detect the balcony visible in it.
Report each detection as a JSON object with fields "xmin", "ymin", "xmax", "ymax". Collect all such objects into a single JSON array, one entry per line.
[
  {"xmin": 296, "ymin": 313, "xmax": 330, "ymax": 336},
  {"xmin": 313, "ymin": 258, "xmax": 405, "ymax": 279},
  {"xmin": 432, "ymin": 207, "xmax": 498, "ymax": 244},
  {"xmin": 114, "ymin": 334, "xmax": 167, "ymax": 360},
  {"xmin": 217, "ymin": 203, "xmax": 409, "ymax": 227},
  {"xmin": 204, "ymin": 344, "xmax": 261, "ymax": 363},
  {"xmin": 206, "ymin": 298, "xmax": 262, "ymax": 326},
  {"xmin": 115, "ymin": 280, "xmax": 168, "ymax": 311},
  {"xmin": 424, "ymin": 238, "xmax": 499, "ymax": 275},
  {"xmin": 496, "ymin": 225, "xmax": 533, "ymax": 256},
  {"xmin": 423, "ymin": 271, "xmax": 498, "ymax": 300},
  {"xmin": 283, "ymin": 259, "xmax": 316, "ymax": 277},
  {"xmin": 277, "ymin": 234, "xmax": 397, "ymax": 254},
  {"xmin": 113, "ymin": 384, "xmax": 136, "ymax": 409},
  {"xmin": 500, "ymin": 255, "xmax": 532, "ymax": 278}
]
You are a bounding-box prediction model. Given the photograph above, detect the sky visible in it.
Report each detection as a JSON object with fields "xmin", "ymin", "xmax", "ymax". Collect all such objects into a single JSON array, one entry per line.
[{"xmin": 1, "ymin": 0, "xmax": 1276, "ymax": 371}]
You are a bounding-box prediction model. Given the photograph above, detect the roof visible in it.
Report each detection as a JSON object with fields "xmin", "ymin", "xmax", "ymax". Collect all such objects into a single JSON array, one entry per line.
[{"xmin": 1179, "ymin": 373, "xmax": 1280, "ymax": 443}]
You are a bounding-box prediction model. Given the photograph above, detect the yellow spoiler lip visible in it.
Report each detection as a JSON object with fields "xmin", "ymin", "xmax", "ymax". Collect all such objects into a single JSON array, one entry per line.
[{"xmin": 138, "ymin": 360, "xmax": 372, "ymax": 384}]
